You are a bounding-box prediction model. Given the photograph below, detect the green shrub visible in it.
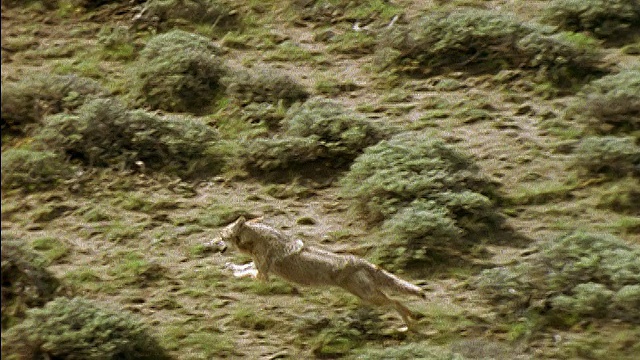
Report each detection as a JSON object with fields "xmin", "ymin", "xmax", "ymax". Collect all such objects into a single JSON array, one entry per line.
[
  {"xmin": 543, "ymin": 0, "xmax": 640, "ymax": 43},
  {"xmin": 379, "ymin": 9, "xmax": 604, "ymax": 85},
  {"xmin": 297, "ymin": 308, "xmax": 385, "ymax": 358},
  {"xmin": 1, "ymin": 297, "xmax": 171, "ymax": 360},
  {"xmin": 573, "ymin": 136, "xmax": 640, "ymax": 177},
  {"xmin": 1, "ymin": 74, "xmax": 107, "ymax": 134},
  {"xmin": 1, "ymin": 238, "xmax": 61, "ymax": 329},
  {"xmin": 569, "ymin": 70, "xmax": 640, "ymax": 134},
  {"xmin": 340, "ymin": 133, "xmax": 502, "ymax": 267},
  {"xmin": 240, "ymin": 99, "xmax": 386, "ymax": 173},
  {"xmin": 133, "ymin": 30, "xmax": 226, "ymax": 113},
  {"xmin": 136, "ymin": 0, "xmax": 238, "ymax": 31},
  {"xmin": 1, "ymin": 148, "xmax": 72, "ymax": 192},
  {"xmin": 475, "ymin": 232, "xmax": 640, "ymax": 325},
  {"xmin": 221, "ymin": 66, "xmax": 309, "ymax": 106},
  {"xmin": 37, "ymin": 98, "xmax": 222, "ymax": 177}
]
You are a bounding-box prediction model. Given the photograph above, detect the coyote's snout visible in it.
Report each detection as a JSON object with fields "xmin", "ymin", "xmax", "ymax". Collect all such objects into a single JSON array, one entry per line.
[{"xmin": 207, "ymin": 216, "xmax": 426, "ymax": 328}]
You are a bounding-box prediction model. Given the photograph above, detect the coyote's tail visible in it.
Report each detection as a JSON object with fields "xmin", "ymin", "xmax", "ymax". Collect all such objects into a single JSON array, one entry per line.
[{"xmin": 367, "ymin": 263, "xmax": 426, "ymax": 299}]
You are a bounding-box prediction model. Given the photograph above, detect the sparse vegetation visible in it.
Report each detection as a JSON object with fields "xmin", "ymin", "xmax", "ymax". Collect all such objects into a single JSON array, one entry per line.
[
  {"xmin": 542, "ymin": 0, "xmax": 640, "ymax": 43},
  {"xmin": 1, "ymin": 297, "xmax": 171, "ymax": 360},
  {"xmin": 379, "ymin": 9, "xmax": 604, "ymax": 86},
  {"xmin": 132, "ymin": 30, "xmax": 226, "ymax": 113},
  {"xmin": 2, "ymin": 1, "xmax": 638, "ymax": 358},
  {"xmin": 341, "ymin": 133, "xmax": 503, "ymax": 268},
  {"xmin": 476, "ymin": 232, "xmax": 640, "ymax": 327},
  {"xmin": 37, "ymin": 98, "xmax": 222, "ymax": 177}
]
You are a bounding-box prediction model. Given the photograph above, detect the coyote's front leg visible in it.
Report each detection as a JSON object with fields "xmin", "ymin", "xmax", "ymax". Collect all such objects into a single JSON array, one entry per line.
[{"xmin": 225, "ymin": 262, "xmax": 258, "ymax": 278}]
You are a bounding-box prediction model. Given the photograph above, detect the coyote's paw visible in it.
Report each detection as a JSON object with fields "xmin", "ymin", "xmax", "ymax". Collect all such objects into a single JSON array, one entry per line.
[{"xmin": 224, "ymin": 262, "xmax": 258, "ymax": 278}]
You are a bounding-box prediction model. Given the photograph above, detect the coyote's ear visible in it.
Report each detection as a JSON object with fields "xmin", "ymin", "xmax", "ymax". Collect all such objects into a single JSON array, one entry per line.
[{"xmin": 230, "ymin": 216, "xmax": 246, "ymax": 231}]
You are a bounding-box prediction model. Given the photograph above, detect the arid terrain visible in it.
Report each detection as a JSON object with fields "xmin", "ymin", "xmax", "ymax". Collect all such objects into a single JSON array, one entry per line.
[{"xmin": 2, "ymin": 1, "xmax": 639, "ymax": 359}]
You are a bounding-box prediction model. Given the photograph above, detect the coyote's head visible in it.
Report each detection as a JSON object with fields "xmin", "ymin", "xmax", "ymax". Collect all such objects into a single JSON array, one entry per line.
[{"xmin": 206, "ymin": 216, "xmax": 246, "ymax": 254}]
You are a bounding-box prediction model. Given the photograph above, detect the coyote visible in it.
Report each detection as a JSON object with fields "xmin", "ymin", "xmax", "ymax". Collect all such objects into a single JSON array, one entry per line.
[{"xmin": 207, "ymin": 216, "xmax": 426, "ymax": 328}]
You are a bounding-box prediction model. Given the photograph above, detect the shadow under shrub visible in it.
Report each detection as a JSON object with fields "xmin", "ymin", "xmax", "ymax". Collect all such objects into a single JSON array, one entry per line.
[
  {"xmin": 132, "ymin": 30, "xmax": 226, "ymax": 114},
  {"xmin": 1, "ymin": 148, "xmax": 73, "ymax": 192},
  {"xmin": 340, "ymin": 133, "xmax": 503, "ymax": 268},
  {"xmin": 1, "ymin": 74, "xmax": 108, "ymax": 135},
  {"xmin": 1, "ymin": 297, "xmax": 171, "ymax": 360},
  {"xmin": 568, "ymin": 69, "xmax": 640, "ymax": 134},
  {"xmin": 37, "ymin": 98, "xmax": 222, "ymax": 178},
  {"xmin": 475, "ymin": 232, "xmax": 640, "ymax": 326},
  {"xmin": 379, "ymin": 9, "xmax": 605, "ymax": 87},
  {"xmin": 1, "ymin": 238, "xmax": 61, "ymax": 329},
  {"xmin": 542, "ymin": 0, "xmax": 640, "ymax": 44},
  {"xmin": 573, "ymin": 136, "xmax": 640, "ymax": 178},
  {"xmin": 239, "ymin": 99, "xmax": 387, "ymax": 175}
]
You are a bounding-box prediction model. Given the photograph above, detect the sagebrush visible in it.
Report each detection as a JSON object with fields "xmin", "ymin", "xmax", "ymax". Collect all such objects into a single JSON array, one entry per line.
[
  {"xmin": 1, "ymin": 238, "xmax": 61, "ymax": 329},
  {"xmin": 569, "ymin": 69, "xmax": 640, "ymax": 134},
  {"xmin": 573, "ymin": 136, "xmax": 640, "ymax": 177},
  {"xmin": 379, "ymin": 9, "xmax": 604, "ymax": 86},
  {"xmin": 543, "ymin": 0, "xmax": 640, "ymax": 42},
  {"xmin": 239, "ymin": 99, "xmax": 386, "ymax": 173},
  {"xmin": 1, "ymin": 148, "xmax": 72, "ymax": 192},
  {"xmin": 476, "ymin": 232, "xmax": 640, "ymax": 326},
  {"xmin": 1, "ymin": 74, "xmax": 107, "ymax": 134},
  {"xmin": 132, "ymin": 30, "xmax": 225, "ymax": 113},
  {"xmin": 37, "ymin": 98, "xmax": 222, "ymax": 177},
  {"xmin": 2, "ymin": 297, "xmax": 171, "ymax": 360},
  {"xmin": 341, "ymin": 133, "xmax": 503, "ymax": 268}
]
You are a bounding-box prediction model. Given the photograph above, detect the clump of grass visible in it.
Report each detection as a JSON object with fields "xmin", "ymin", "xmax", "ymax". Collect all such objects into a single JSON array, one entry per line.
[
  {"xmin": 1, "ymin": 73, "xmax": 107, "ymax": 134},
  {"xmin": 97, "ymin": 25, "xmax": 136, "ymax": 61},
  {"xmin": 1, "ymin": 237, "xmax": 61, "ymax": 329},
  {"xmin": 37, "ymin": 98, "xmax": 223, "ymax": 178},
  {"xmin": 232, "ymin": 306, "xmax": 277, "ymax": 330},
  {"xmin": 239, "ymin": 99, "xmax": 387, "ymax": 174},
  {"xmin": 542, "ymin": 0, "xmax": 640, "ymax": 43},
  {"xmin": 379, "ymin": 9, "xmax": 604, "ymax": 86},
  {"xmin": 297, "ymin": 308, "xmax": 385, "ymax": 358},
  {"xmin": 340, "ymin": 133, "xmax": 503, "ymax": 268},
  {"xmin": 132, "ymin": 30, "xmax": 226, "ymax": 114},
  {"xmin": 1, "ymin": 147, "xmax": 73, "ymax": 192},
  {"xmin": 2, "ymin": 297, "xmax": 171, "ymax": 360},
  {"xmin": 596, "ymin": 177, "xmax": 640, "ymax": 214},
  {"xmin": 573, "ymin": 136, "xmax": 640, "ymax": 178},
  {"xmin": 31, "ymin": 237, "xmax": 70, "ymax": 265},
  {"xmin": 475, "ymin": 232, "xmax": 640, "ymax": 327},
  {"xmin": 221, "ymin": 66, "xmax": 309, "ymax": 106},
  {"xmin": 568, "ymin": 69, "xmax": 640, "ymax": 134}
]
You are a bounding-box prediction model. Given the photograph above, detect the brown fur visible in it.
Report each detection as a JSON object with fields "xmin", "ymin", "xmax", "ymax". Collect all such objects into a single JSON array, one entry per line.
[{"xmin": 211, "ymin": 217, "xmax": 426, "ymax": 327}]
